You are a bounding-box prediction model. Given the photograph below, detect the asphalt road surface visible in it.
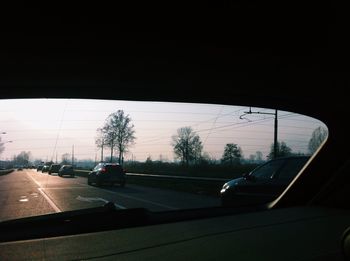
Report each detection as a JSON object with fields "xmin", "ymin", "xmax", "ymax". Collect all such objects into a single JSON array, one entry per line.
[{"xmin": 0, "ymin": 169, "xmax": 220, "ymax": 222}]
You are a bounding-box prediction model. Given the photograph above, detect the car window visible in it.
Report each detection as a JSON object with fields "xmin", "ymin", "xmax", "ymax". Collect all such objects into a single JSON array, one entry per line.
[
  {"xmin": 250, "ymin": 159, "xmax": 286, "ymax": 179},
  {"xmin": 105, "ymin": 165, "xmax": 122, "ymax": 171},
  {"xmin": 0, "ymin": 99, "xmax": 328, "ymax": 221}
]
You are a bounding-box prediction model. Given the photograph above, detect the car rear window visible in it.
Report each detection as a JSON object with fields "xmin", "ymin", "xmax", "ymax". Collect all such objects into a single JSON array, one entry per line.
[
  {"xmin": 0, "ymin": 99, "xmax": 328, "ymax": 221},
  {"xmin": 105, "ymin": 165, "xmax": 123, "ymax": 171},
  {"xmin": 250, "ymin": 159, "xmax": 285, "ymax": 179}
]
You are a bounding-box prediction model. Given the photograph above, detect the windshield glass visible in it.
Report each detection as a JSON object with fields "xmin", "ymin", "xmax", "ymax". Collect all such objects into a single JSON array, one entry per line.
[{"xmin": 0, "ymin": 99, "xmax": 327, "ymax": 221}]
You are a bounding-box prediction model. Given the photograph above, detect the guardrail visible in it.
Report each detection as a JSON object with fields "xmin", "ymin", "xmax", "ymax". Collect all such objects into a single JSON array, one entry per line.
[
  {"xmin": 73, "ymin": 169, "xmax": 231, "ymax": 182},
  {"xmin": 73, "ymin": 169, "xmax": 232, "ymax": 197},
  {"xmin": 0, "ymin": 169, "xmax": 14, "ymax": 176},
  {"xmin": 126, "ymin": 173, "xmax": 230, "ymax": 182}
]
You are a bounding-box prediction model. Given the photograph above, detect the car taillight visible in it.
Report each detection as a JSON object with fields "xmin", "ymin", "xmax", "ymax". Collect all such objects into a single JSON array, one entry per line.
[
  {"xmin": 101, "ymin": 167, "xmax": 107, "ymax": 173},
  {"xmin": 123, "ymin": 169, "xmax": 127, "ymax": 173}
]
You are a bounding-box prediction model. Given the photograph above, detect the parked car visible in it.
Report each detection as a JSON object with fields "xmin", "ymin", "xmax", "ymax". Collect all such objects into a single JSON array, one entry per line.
[
  {"xmin": 58, "ymin": 165, "xmax": 74, "ymax": 177},
  {"xmin": 48, "ymin": 164, "xmax": 61, "ymax": 174},
  {"xmin": 36, "ymin": 165, "xmax": 43, "ymax": 171},
  {"xmin": 220, "ymin": 156, "xmax": 310, "ymax": 207},
  {"xmin": 41, "ymin": 165, "xmax": 50, "ymax": 173},
  {"xmin": 88, "ymin": 163, "xmax": 126, "ymax": 187}
]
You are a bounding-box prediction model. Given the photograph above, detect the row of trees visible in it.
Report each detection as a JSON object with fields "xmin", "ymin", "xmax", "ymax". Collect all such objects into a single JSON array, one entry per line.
[
  {"xmin": 94, "ymin": 109, "xmax": 328, "ymax": 166},
  {"xmin": 1, "ymin": 109, "xmax": 329, "ymax": 168}
]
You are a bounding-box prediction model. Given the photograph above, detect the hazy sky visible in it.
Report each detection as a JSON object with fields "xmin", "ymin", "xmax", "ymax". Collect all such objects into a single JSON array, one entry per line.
[{"xmin": 0, "ymin": 99, "xmax": 326, "ymax": 163}]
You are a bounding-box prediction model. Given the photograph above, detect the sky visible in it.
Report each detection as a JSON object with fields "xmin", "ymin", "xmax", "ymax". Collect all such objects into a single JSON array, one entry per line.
[{"xmin": 0, "ymin": 99, "xmax": 327, "ymax": 163}]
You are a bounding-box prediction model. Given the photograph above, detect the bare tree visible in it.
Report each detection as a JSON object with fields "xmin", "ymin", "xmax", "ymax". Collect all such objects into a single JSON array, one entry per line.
[
  {"xmin": 101, "ymin": 110, "xmax": 136, "ymax": 164},
  {"xmin": 221, "ymin": 143, "xmax": 242, "ymax": 165},
  {"xmin": 61, "ymin": 153, "xmax": 71, "ymax": 164},
  {"xmin": 14, "ymin": 151, "xmax": 32, "ymax": 166},
  {"xmin": 308, "ymin": 126, "xmax": 328, "ymax": 154},
  {"xmin": 268, "ymin": 141, "xmax": 292, "ymax": 159},
  {"xmin": 255, "ymin": 151, "xmax": 263, "ymax": 161},
  {"xmin": 172, "ymin": 127, "xmax": 203, "ymax": 166},
  {"xmin": 95, "ymin": 128, "xmax": 106, "ymax": 162}
]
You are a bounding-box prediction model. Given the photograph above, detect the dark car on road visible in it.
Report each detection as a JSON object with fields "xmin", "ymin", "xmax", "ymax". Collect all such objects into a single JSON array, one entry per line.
[
  {"xmin": 220, "ymin": 156, "xmax": 310, "ymax": 207},
  {"xmin": 41, "ymin": 165, "xmax": 50, "ymax": 173},
  {"xmin": 87, "ymin": 163, "xmax": 126, "ymax": 187},
  {"xmin": 48, "ymin": 164, "xmax": 61, "ymax": 175},
  {"xmin": 36, "ymin": 165, "xmax": 43, "ymax": 172},
  {"xmin": 58, "ymin": 165, "xmax": 75, "ymax": 177}
]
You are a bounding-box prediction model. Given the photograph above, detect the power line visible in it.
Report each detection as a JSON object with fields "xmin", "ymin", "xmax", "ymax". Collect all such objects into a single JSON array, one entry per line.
[{"xmin": 51, "ymin": 101, "xmax": 68, "ymax": 162}]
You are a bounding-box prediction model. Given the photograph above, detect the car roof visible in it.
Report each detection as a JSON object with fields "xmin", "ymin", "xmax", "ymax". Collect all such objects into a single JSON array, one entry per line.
[{"xmin": 0, "ymin": 3, "xmax": 346, "ymax": 124}]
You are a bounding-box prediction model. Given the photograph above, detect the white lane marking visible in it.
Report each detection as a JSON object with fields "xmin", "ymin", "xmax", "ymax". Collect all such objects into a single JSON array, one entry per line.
[
  {"xmin": 76, "ymin": 196, "xmax": 126, "ymax": 209},
  {"xmin": 98, "ymin": 188, "xmax": 177, "ymax": 210},
  {"xmin": 75, "ymin": 181, "xmax": 175, "ymax": 209},
  {"xmin": 25, "ymin": 171, "xmax": 44, "ymax": 187},
  {"xmin": 43, "ymin": 187, "xmax": 87, "ymax": 189},
  {"xmin": 74, "ymin": 180, "xmax": 177, "ymax": 210},
  {"xmin": 28, "ymin": 173, "xmax": 175, "ymax": 210},
  {"xmin": 37, "ymin": 188, "xmax": 61, "ymax": 213},
  {"xmin": 26, "ymin": 172, "xmax": 61, "ymax": 213}
]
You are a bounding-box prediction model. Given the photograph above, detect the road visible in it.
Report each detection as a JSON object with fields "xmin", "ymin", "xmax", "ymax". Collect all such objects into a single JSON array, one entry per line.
[{"xmin": 0, "ymin": 169, "xmax": 220, "ymax": 221}]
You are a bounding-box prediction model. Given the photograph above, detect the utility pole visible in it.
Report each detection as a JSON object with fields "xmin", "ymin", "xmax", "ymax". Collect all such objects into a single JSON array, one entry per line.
[
  {"xmin": 110, "ymin": 140, "xmax": 114, "ymax": 163},
  {"xmin": 273, "ymin": 109, "xmax": 278, "ymax": 159},
  {"xmin": 72, "ymin": 145, "xmax": 74, "ymax": 167},
  {"xmin": 101, "ymin": 142, "xmax": 104, "ymax": 163},
  {"xmin": 240, "ymin": 107, "xmax": 279, "ymax": 159}
]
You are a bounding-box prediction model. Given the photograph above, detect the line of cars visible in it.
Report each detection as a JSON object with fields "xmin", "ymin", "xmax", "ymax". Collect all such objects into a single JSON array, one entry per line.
[
  {"xmin": 35, "ymin": 158, "xmax": 305, "ymax": 205},
  {"xmin": 36, "ymin": 164, "xmax": 75, "ymax": 177},
  {"xmin": 35, "ymin": 162, "xmax": 127, "ymax": 187}
]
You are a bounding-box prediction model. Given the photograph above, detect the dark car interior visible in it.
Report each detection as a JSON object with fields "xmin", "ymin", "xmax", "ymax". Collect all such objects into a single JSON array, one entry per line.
[{"xmin": 1, "ymin": 2, "xmax": 350, "ymax": 260}]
